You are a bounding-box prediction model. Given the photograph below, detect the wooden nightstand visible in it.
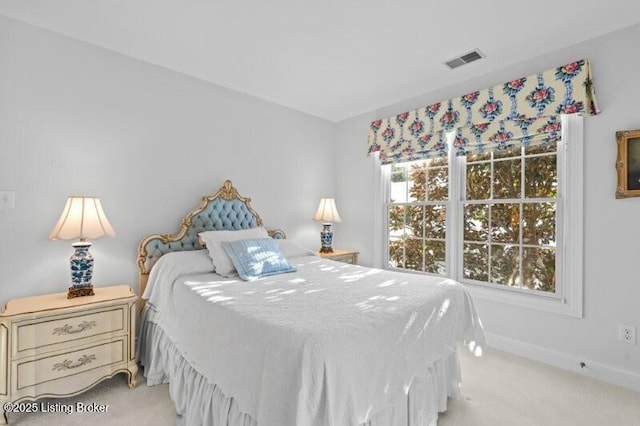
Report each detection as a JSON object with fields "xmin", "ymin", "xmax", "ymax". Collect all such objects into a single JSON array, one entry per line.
[
  {"xmin": 317, "ymin": 249, "xmax": 359, "ymax": 265},
  {"xmin": 0, "ymin": 285, "xmax": 137, "ymax": 424}
]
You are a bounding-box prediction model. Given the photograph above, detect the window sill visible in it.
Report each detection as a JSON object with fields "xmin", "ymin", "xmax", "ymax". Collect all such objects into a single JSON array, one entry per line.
[{"xmin": 463, "ymin": 281, "xmax": 582, "ymax": 318}]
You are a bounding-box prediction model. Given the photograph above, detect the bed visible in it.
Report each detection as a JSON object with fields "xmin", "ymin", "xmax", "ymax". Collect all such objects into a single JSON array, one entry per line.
[{"xmin": 136, "ymin": 180, "xmax": 485, "ymax": 426}]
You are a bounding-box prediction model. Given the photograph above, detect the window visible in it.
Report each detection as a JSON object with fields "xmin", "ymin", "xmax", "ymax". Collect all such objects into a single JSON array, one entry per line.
[
  {"xmin": 384, "ymin": 115, "xmax": 583, "ymax": 316},
  {"xmin": 388, "ymin": 158, "xmax": 448, "ymax": 275},
  {"xmin": 461, "ymin": 142, "xmax": 558, "ymax": 292}
]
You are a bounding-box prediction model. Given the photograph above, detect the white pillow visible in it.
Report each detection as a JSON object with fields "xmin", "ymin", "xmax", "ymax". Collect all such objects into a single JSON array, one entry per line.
[
  {"xmin": 199, "ymin": 227, "xmax": 269, "ymax": 277},
  {"xmin": 276, "ymin": 239, "xmax": 315, "ymax": 259}
]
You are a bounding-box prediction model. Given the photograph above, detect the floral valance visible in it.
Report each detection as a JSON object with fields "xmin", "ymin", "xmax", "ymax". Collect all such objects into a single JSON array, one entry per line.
[
  {"xmin": 453, "ymin": 115, "xmax": 561, "ymax": 156},
  {"xmin": 367, "ymin": 59, "xmax": 600, "ymax": 164}
]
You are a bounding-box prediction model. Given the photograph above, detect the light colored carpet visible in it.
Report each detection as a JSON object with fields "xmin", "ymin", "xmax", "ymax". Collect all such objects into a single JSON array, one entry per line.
[
  {"xmin": 440, "ymin": 348, "xmax": 640, "ymax": 426},
  {"xmin": 8, "ymin": 348, "xmax": 640, "ymax": 425},
  {"xmin": 6, "ymin": 374, "xmax": 175, "ymax": 426}
]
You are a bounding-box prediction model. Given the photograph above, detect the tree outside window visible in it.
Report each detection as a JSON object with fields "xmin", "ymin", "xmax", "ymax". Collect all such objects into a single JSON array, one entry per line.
[{"xmin": 387, "ymin": 142, "xmax": 558, "ymax": 294}]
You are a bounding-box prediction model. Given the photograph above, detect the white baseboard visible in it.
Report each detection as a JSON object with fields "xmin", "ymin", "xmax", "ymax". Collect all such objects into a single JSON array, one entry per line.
[{"xmin": 484, "ymin": 332, "xmax": 640, "ymax": 393}]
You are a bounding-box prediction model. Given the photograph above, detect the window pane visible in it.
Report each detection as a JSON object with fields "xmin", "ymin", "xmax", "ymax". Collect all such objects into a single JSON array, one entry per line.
[
  {"xmin": 467, "ymin": 162, "xmax": 491, "ymax": 200},
  {"xmin": 427, "ymin": 167, "xmax": 448, "ymax": 201},
  {"xmin": 429, "ymin": 156, "xmax": 449, "ymax": 168},
  {"xmin": 425, "ymin": 240, "xmax": 446, "ymax": 275},
  {"xmin": 525, "ymin": 141, "xmax": 556, "ymax": 155},
  {"xmin": 405, "ymin": 205, "xmax": 424, "ymax": 238},
  {"xmin": 424, "ymin": 205, "xmax": 446, "ymax": 239},
  {"xmin": 467, "ymin": 152, "xmax": 491, "ymax": 162},
  {"xmin": 490, "ymin": 203, "xmax": 520, "ymax": 243},
  {"xmin": 463, "ymin": 243, "xmax": 488, "ymax": 281},
  {"xmin": 494, "ymin": 159, "xmax": 522, "ymax": 199},
  {"xmin": 404, "ymin": 238, "xmax": 424, "ymax": 272},
  {"xmin": 387, "ymin": 159, "xmax": 449, "ymax": 276},
  {"xmin": 490, "ymin": 244, "xmax": 520, "ymax": 286},
  {"xmin": 522, "ymin": 247, "xmax": 556, "ymax": 292},
  {"xmin": 525, "ymin": 155, "xmax": 557, "ymax": 198},
  {"xmin": 388, "ymin": 237, "xmax": 403, "ymax": 268},
  {"xmin": 407, "ymin": 163, "xmax": 426, "ymax": 202},
  {"xmin": 388, "ymin": 205, "xmax": 406, "ymax": 234},
  {"xmin": 390, "ymin": 165, "xmax": 408, "ymax": 202},
  {"xmin": 494, "ymin": 147, "xmax": 521, "ymax": 160},
  {"xmin": 464, "ymin": 204, "xmax": 489, "ymax": 242},
  {"xmin": 391, "ymin": 163, "xmax": 408, "ymax": 178},
  {"xmin": 522, "ymin": 203, "xmax": 556, "ymax": 246}
]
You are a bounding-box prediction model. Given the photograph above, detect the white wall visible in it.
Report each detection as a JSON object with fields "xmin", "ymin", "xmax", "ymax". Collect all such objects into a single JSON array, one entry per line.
[
  {"xmin": 0, "ymin": 15, "xmax": 335, "ymax": 304},
  {"xmin": 336, "ymin": 24, "xmax": 640, "ymax": 389}
]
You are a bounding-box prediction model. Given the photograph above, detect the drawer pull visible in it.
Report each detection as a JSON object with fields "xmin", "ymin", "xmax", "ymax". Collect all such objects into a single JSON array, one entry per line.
[
  {"xmin": 52, "ymin": 320, "xmax": 97, "ymax": 336},
  {"xmin": 52, "ymin": 354, "xmax": 97, "ymax": 371}
]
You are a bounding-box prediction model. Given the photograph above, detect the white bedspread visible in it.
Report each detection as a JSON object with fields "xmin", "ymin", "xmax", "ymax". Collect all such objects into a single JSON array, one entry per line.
[{"xmin": 143, "ymin": 251, "xmax": 485, "ymax": 426}]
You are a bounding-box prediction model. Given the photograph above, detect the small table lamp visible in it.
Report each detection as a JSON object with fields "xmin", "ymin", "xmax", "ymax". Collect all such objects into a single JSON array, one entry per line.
[
  {"xmin": 313, "ymin": 198, "xmax": 342, "ymax": 253},
  {"xmin": 48, "ymin": 196, "xmax": 115, "ymax": 298}
]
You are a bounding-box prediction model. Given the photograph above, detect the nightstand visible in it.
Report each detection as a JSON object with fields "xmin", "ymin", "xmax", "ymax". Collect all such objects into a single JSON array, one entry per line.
[
  {"xmin": 317, "ymin": 249, "xmax": 359, "ymax": 265},
  {"xmin": 0, "ymin": 285, "xmax": 137, "ymax": 424}
]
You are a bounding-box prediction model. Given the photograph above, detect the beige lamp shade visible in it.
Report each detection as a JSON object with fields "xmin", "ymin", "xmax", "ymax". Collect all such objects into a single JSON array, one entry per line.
[
  {"xmin": 313, "ymin": 198, "xmax": 342, "ymax": 223},
  {"xmin": 48, "ymin": 196, "xmax": 116, "ymax": 241}
]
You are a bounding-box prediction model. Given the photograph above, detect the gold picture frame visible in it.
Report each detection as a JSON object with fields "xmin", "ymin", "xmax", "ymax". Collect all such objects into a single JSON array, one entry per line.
[{"xmin": 616, "ymin": 129, "xmax": 640, "ymax": 198}]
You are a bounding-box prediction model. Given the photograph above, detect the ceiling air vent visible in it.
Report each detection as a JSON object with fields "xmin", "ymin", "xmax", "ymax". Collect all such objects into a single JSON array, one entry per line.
[{"xmin": 444, "ymin": 49, "xmax": 485, "ymax": 70}]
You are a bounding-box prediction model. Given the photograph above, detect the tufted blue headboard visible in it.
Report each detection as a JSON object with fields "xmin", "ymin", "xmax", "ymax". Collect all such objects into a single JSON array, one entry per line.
[{"xmin": 137, "ymin": 180, "xmax": 285, "ymax": 308}]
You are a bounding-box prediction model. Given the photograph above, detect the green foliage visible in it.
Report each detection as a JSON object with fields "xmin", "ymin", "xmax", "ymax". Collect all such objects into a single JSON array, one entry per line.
[
  {"xmin": 388, "ymin": 161, "xmax": 447, "ymax": 275},
  {"xmin": 388, "ymin": 150, "xmax": 557, "ymax": 292},
  {"xmin": 391, "ymin": 164, "xmax": 407, "ymax": 183}
]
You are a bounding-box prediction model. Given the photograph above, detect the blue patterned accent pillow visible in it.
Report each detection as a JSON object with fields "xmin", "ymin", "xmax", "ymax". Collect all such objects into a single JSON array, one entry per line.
[{"xmin": 221, "ymin": 238, "xmax": 296, "ymax": 281}]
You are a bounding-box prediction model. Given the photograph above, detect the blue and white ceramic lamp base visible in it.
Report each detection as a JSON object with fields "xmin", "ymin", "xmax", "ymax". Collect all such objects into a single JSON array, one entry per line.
[
  {"xmin": 68, "ymin": 241, "xmax": 95, "ymax": 298},
  {"xmin": 319, "ymin": 223, "xmax": 334, "ymax": 253}
]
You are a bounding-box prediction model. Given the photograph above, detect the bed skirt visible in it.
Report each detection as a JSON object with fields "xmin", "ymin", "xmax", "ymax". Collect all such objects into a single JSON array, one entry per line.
[{"xmin": 137, "ymin": 307, "xmax": 463, "ymax": 426}]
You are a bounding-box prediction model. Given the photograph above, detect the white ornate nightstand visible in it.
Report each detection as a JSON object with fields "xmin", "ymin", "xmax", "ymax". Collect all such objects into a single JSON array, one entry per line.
[
  {"xmin": 317, "ymin": 249, "xmax": 359, "ymax": 265},
  {"xmin": 0, "ymin": 285, "xmax": 137, "ymax": 424}
]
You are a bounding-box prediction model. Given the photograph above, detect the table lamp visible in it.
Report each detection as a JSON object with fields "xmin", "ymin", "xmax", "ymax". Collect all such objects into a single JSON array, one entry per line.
[
  {"xmin": 48, "ymin": 196, "xmax": 115, "ymax": 298},
  {"xmin": 313, "ymin": 198, "xmax": 341, "ymax": 253}
]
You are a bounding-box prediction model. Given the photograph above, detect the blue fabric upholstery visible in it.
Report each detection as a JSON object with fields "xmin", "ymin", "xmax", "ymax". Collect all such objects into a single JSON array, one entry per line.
[
  {"xmin": 140, "ymin": 198, "xmax": 260, "ymax": 274},
  {"xmin": 222, "ymin": 238, "xmax": 296, "ymax": 281},
  {"xmin": 192, "ymin": 199, "xmax": 259, "ymax": 231}
]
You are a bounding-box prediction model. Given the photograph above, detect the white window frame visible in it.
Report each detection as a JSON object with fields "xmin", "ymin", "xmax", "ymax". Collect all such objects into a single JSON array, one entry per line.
[{"xmin": 380, "ymin": 114, "xmax": 583, "ymax": 318}]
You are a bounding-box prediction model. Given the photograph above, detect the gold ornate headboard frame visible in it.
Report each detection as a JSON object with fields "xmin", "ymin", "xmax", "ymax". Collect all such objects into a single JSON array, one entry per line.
[{"xmin": 136, "ymin": 180, "xmax": 284, "ymax": 313}]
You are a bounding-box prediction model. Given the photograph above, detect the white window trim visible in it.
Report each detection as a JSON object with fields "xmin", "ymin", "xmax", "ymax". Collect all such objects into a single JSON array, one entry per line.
[
  {"xmin": 379, "ymin": 114, "xmax": 584, "ymax": 318},
  {"xmin": 373, "ymin": 153, "xmax": 388, "ymax": 269},
  {"xmin": 461, "ymin": 114, "xmax": 583, "ymax": 317}
]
